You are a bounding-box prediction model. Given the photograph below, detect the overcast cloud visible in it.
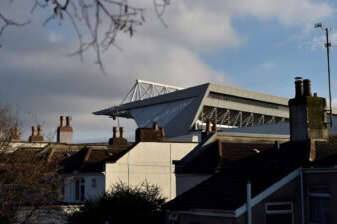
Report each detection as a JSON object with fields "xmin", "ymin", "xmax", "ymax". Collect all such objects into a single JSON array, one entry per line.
[{"xmin": 0, "ymin": 0, "xmax": 335, "ymax": 142}]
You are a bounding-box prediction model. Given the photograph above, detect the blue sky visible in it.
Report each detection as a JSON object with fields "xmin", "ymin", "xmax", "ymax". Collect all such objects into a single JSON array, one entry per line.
[
  {"xmin": 1, "ymin": 0, "xmax": 337, "ymax": 142},
  {"xmin": 204, "ymin": 12, "xmax": 337, "ymax": 99}
]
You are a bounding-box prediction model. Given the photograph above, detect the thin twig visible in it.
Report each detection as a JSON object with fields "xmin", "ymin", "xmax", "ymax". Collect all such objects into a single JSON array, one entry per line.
[{"xmin": 1, "ymin": 0, "xmax": 170, "ymax": 71}]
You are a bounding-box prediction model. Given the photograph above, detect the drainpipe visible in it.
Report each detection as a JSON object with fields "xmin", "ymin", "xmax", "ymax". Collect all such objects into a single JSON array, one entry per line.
[
  {"xmin": 247, "ymin": 181, "xmax": 252, "ymax": 224},
  {"xmin": 300, "ymin": 168, "xmax": 305, "ymax": 224}
]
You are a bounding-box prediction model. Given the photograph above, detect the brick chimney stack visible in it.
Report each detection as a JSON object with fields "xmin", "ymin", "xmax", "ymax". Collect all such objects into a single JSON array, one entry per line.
[
  {"xmin": 109, "ymin": 126, "xmax": 128, "ymax": 146},
  {"xmin": 135, "ymin": 122, "xmax": 165, "ymax": 142},
  {"xmin": 289, "ymin": 77, "xmax": 328, "ymax": 142},
  {"xmin": 29, "ymin": 125, "xmax": 44, "ymax": 142},
  {"xmin": 57, "ymin": 115, "xmax": 73, "ymax": 144}
]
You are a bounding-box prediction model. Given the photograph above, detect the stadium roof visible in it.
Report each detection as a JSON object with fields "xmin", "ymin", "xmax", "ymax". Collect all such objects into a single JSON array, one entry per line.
[{"xmin": 94, "ymin": 80, "xmax": 336, "ymax": 137}]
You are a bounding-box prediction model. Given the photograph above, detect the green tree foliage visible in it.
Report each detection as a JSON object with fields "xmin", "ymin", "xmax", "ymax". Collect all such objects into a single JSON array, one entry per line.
[{"xmin": 68, "ymin": 182, "xmax": 166, "ymax": 224}]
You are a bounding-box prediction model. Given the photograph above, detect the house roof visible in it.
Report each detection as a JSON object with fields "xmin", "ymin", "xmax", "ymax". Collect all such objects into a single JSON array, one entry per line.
[
  {"xmin": 61, "ymin": 146, "xmax": 131, "ymax": 173},
  {"xmin": 307, "ymin": 141, "xmax": 337, "ymax": 167},
  {"xmin": 2, "ymin": 141, "xmax": 134, "ymax": 174},
  {"xmin": 165, "ymin": 141, "xmax": 313, "ymax": 211},
  {"xmin": 174, "ymin": 132, "xmax": 287, "ymax": 174},
  {"xmin": 175, "ymin": 141, "xmax": 273, "ymax": 174}
]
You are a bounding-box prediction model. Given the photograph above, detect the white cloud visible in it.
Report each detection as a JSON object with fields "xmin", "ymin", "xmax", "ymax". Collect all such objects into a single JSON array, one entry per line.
[
  {"xmin": 225, "ymin": 0, "xmax": 334, "ymax": 25},
  {"xmin": 161, "ymin": 1, "xmax": 240, "ymax": 51},
  {"xmin": 120, "ymin": 0, "xmax": 335, "ymax": 57}
]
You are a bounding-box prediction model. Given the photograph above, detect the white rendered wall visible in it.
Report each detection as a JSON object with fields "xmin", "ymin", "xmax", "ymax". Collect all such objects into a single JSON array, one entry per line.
[
  {"xmin": 63, "ymin": 174, "xmax": 105, "ymax": 203},
  {"xmin": 105, "ymin": 142, "xmax": 197, "ymax": 200}
]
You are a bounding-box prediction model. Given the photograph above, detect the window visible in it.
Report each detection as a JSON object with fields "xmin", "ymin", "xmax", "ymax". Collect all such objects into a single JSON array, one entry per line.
[
  {"xmin": 75, "ymin": 179, "xmax": 80, "ymax": 201},
  {"xmin": 309, "ymin": 186, "xmax": 330, "ymax": 224},
  {"xmin": 92, "ymin": 178, "xmax": 97, "ymax": 188},
  {"xmin": 60, "ymin": 184, "xmax": 65, "ymax": 200},
  {"xmin": 80, "ymin": 179, "xmax": 85, "ymax": 201},
  {"xmin": 75, "ymin": 178, "xmax": 86, "ymax": 202},
  {"xmin": 265, "ymin": 202, "xmax": 294, "ymax": 224}
]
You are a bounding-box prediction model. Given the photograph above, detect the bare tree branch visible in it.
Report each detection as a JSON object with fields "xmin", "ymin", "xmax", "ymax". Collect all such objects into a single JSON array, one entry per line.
[
  {"xmin": 0, "ymin": 13, "xmax": 29, "ymax": 48},
  {"xmin": 0, "ymin": 105, "xmax": 60, "ymax": 223},
  {"xmin": 154, "ymin": 0, "xmax": 170, "ymax": 27},
  {"xmin": 33, "ymin": 0, "xmax": 147, "ymax": 72},
  {"xmin": 0, "ymin": 0, "xmax": 170, "ymax": 71}
]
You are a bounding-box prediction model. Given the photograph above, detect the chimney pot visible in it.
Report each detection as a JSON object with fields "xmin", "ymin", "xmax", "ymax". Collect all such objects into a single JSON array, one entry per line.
[
  {"xmin": 32, "ymin": 126, "xmax": 36, "ymax": 136},
  {"xmin": 60, "ymin": 116, "xmax": 64, "ymax": 127},
  {"xmin": 37, "ymin": 125, "xmax": 42, "ymax": 136},
  {"xmin": 153, "ymin": 122, "xmax": 159, "ymax": 131},
  {"xmin": 119, "ymin": 127, "xmax": 124, "ymax": 138},
  {"xmin": 303, "ymin": 79, "xmax": 312, "ymax": 96},
  {"xmin": 113, "ymin": 126, "xmax": 117, "ymax": 138},
  {"xmin": 294, "ymin": 77, "xmax": 303, "ymax": 98},
  {"xmin": 66, "ymin": 116, "xmax": 71, "ymax": 127}
]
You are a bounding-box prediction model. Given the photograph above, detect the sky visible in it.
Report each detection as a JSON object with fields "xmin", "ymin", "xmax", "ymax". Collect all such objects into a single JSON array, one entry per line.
[{"xmin": 1, "ymin": 0, "xmax": 337, "ymax": 142}]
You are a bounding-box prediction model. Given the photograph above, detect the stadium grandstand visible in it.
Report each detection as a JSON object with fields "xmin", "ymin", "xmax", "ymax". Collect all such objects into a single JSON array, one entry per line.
[{"xmin": 94, "ymin": 80, "xmax": 337, "ymax": 139}]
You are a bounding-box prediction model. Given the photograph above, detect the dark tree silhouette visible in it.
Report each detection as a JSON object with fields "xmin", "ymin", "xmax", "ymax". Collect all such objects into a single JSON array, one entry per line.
[
  {"xmin": 0, "ymin": 106, "xmax": 16, "ymax": 152},
  {"xmin": 68, "ymin": 182, "xmax": 166, "ymax": 224},
  {"xmin": 0, "ymin": 106, "xmax": 60, "ymax": 224}
]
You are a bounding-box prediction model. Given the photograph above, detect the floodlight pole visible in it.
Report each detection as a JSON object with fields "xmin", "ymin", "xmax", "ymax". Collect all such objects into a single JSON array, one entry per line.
[
  {"xmin": 324, "ymin": 27, "xmax": 333, "ymax": 127},
  {"xmin": 316, "ymin": 23, "xmax": 333, "ymax": 127}
]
